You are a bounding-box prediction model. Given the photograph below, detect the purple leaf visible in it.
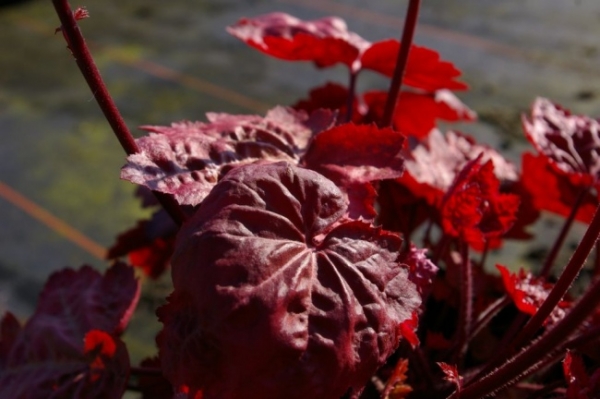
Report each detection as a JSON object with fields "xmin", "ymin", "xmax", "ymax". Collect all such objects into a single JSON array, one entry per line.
[{"xmin": 158, "ymin": 162, "xmax": 421, "ymax": 399}]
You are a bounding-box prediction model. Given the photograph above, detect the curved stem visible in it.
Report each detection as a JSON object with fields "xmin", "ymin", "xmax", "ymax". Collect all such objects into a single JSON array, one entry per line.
[
  {"xmin": 381, "ymin": 0, "xmax": 421, "ymax": 128},
  {"xmin": 507, "ymin": 198, "xmax": 600, "ymax": 354},
  {"xmin": 51, "ymin": 0, "xmax": 185, "ymax": 225},
  {"xmin": 458, "ymin": 204, "xmax": 600, "ymax": 399},
  {"xmin": 539, "ymin": 187, "xmax": 589, "ymax": 277}
]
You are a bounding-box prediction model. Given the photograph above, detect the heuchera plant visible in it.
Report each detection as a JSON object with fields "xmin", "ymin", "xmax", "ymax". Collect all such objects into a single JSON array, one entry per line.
[{"xmin": 3, "ymin": 1, "xmax": 600, "ymax": 398}]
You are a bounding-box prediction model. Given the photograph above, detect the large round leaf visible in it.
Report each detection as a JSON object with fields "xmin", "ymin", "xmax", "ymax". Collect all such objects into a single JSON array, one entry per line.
[{"xmin": 159, "ymin": 162, "xmax": 420, "ymax": 399}]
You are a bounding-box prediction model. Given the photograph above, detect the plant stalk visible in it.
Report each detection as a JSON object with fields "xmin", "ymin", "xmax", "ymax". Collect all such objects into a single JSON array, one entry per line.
[
  {"xmin": 381, "ymin": 0, "xmax": 421, "ymax": 128},
  {"xmin": 51, "ymin": 0, "xmax": 185, "ymax": 225},
  {"xmin": 538, "ymin": 187, "xmax": 589, "ymax": 277},
  {"xmin": 458, "ymin": 203, "xmax": 600, "ymax": 399}
]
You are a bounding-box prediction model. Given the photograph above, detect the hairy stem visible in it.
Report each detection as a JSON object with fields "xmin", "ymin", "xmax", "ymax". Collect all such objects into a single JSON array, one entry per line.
[
  {"xmin": 458, "ymin": 204, "xmax": 600, "ymax": 399},
  {"xmin": 454, "ymin": 241, "xmax": 473, "ymax": 362},
  {"xmin": 51, "ymin": 0, "xmax": 185, "ymax": 225},
  {"xmin": 539, "ymin": 187, "xmax": 589, "ymax": 277},
  {"xmin": 381, "ymin": 0, "xmax": 421, "ymax": 128},
  {"xmin": 507, "ymin": 199, "xmax": 600, "ymax": 353}
]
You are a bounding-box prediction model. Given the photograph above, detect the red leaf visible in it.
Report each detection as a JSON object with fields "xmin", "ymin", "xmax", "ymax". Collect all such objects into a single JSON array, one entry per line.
[
  {"xmin": 441, "ymin": 158, "xmax": 520, "ymax": 250},
  {"xmin": 361, "ymin": 40, "xmax": 468, "ymax": 91},
  {"xmin": 122, "ymin": 107, "xmax": 334, "ymax": 206},
  {"xmin": 293, "ymin": 82, "xmax": 361, "ymax": 123},
  {"xmin": 302, "ymin": 123, "xmax": 405, "ymax": 220},
  {"xmin": 497, "ymin": 264, "xmax": 571, "ymax": 325},
  {"xmin": 383, "ymin": 358, "xmax": 413, "ymax": 399},
  {"xmin": 158, "ymin": 162, "xmax": 421, "ymax": 399},
  {"xmin": 227, "ymin": 13, "xmax": 367, "ymax": 68},
  {"xmin": 437, "ymin": 362, "xmax": 462, "ymax": 391},
  {"xmin": 108, "ymin": 210, "xmax": 177, "ymax": 279},
  {"xmin": 563, "ymin": 351, "xmax": 595, "ymax": 399},
  {"xmin": 401, "ymin": 130, "xmax": 518, "ymax": 206},
  {"xmin": 521, "ymin": 152, "xmax": 598, "ymax": 223},
  {"xmin": 398, "ymin": 311, "xmax": 420, "ymax": 348},
  {"xmin": 303, "ymin": 122, "xmax": 405, "ymax": 185},
  {"xmin": 0, "ymin": 264, "xmax": 138, "ymax": 398},
  {"xmin": 228, "ymin": 13, "xmax": 467, "ymax": 91},
  {"xmin": 363, "ymin": 90, "xmax": 475, "ymax": 138},
  {"xmin": 523, "ymin": 97, "xmax": 600, "ymax": 185}
]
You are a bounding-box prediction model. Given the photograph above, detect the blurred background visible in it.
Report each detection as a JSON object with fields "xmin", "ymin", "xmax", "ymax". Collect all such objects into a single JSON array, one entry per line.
[{"xmin": 1, "ymin": 0, "xmax": 599, "ymax": 363}]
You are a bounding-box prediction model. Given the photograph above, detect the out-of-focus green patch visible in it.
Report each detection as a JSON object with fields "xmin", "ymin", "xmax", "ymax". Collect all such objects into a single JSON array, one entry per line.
[{"xmin": 32, "ymin": 119, "xmax": 151, "ymax": 244}]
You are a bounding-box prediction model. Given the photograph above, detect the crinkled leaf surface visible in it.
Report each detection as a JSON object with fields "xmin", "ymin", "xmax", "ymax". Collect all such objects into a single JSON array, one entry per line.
[
  {"xmin": 360, "ymin": 40, "xmax": 468, "ymax": 91},
  {"xmin": 402, "ymin": 129, "xmax": 518, "ymax": 206},
  {"xmin": 159, "ymin": 162, "xmax": 420, "ymax": 399},
  {"xmin": 0, "ymin": 263, "xmax": 139, "ymax": 398},
  {"xmin": 122, "ymin": 107, "xmax": 333, "ymax": 206},
  {"xmin": 523, "ymin": 97, "xmax": 600, "ymax": 183},
  {"xmin": 441, "ymin": 158, "xmax": 520, "ymax": 250}
]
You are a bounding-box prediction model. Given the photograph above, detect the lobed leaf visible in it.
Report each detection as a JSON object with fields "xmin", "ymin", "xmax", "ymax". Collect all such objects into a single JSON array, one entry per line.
[
  {"xmin": 122, "ymin": 107, "xmax": 334, "ymax": 206},
  {"xmin": 441, "ymin": 158, "xmax": 520, "ymax": 250},
  {"xmin": 159, "ymin": 162, "xmax": 421, "ymax": 399},
  {"xmin": 497, "ymin": 265, "xmax": 571, "ymax": 326},
  {"xmin": 361, "ymin": 40, "xmax": 468, "ymax": 91},
  {"xmin": 523, "ymin": 97, "xmax": 600, "ymax": 184},
  {"xmin": 0, "ymin": 263, "xmax": 139, "ymax": 398}
]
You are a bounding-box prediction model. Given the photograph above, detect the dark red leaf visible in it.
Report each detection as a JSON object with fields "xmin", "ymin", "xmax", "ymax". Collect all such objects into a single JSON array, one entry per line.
[
  {"xmin": 303, "ymin": 122, "xmax": 405, "ymax": 185},
  {"xmin": 523, "ymin": 97, "xmax": 600, "ymax": 185},
  {"xmin": 361, "ymin": 40, "xmax": 468, "ymax": 91},
  {"xmin": 497, "ymin": 264, "xmax": 571, "ymax": 325},
  {"xmin": 363, "ymin": 90, "xmax": 475, "ymax": 138},
  {"xmin": 302, "ymin": 123, "xmax": 405, "ymax": 220},
  {"xmin": 137, "ymin": 357, "xmax": 173, "ymax": 399},
  {"xmin": 441, "ymin": 158, "xmax": 520, "ymax": 250},
  {"xmin": 158, "ymin": 162, "xmax": 420, "ymax": 399},
  {"xmin": 123, "ymin": 107, "xmax": 333, "ymax": 206},
  {"xmin": 521, "ymin": 153, "xmax": 598, "ymax": 223},
  {"xmin": 108, "ymin": 210, "xmax": 177, "ymax": 279},
  {"xmin": 563, "ymin": 351, "xmax": 595, "ymax": 399},
  {"xmin": 227, "ymin": 12, "xmax": 367, "ymax": 68},
  {"xmin": 293, "ymin": 82, "xmax": 360, "ymax": 123},
  {"xmin": 0, "ymin": 263, "xmax": 138, "ymax": 398}
]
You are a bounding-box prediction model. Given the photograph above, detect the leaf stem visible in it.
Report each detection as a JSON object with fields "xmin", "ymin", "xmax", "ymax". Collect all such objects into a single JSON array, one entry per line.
[
  {"xmin": 538, "ymin": 186, "xmax": 589, "ymax": 277},
  {"xmin": 381, "ymin": 0, "xmax": 421, "ymax": 128},
  {"xmin": 51, "ymin": 0, "xmax": 185, "ymax": 225},
  {"xmin": 507, "ymin": 197, "xmax": 600, "ymax": 353},
  {"xmin": 345, "ymin": 71, "xmax": 358, "ymax": 122},
  {"xmin": 454, "ymin": 241, "xmax": 473, "ymax": 362},
  {"xmin": 458, "ymin": 204, "xmax": 600, "ymax": 399}
]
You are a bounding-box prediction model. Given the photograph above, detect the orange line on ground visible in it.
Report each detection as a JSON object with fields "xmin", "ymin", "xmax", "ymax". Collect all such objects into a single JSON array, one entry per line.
[
  {"xmin": 0, "ymin": 181, "xmax": 107, "ymax": 260},
  {"xmin": 116, "ymin": 57, "xmax": 271, "ymax": 113},
  {"xmin": 14, "ymin": 15, "xmax": 271, "ymax": 113},
  {"xmin": 277, "ymin": 0, "xmax": 526, "ymax": 59}
]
